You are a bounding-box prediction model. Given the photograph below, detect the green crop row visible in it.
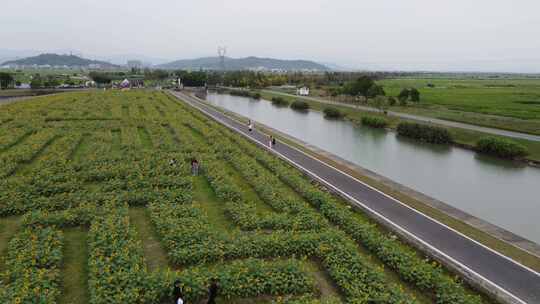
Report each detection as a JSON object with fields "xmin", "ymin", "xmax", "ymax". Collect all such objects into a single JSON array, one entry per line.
[
  {"xmin": 87, "ymin": 203, "xmax": 159, "ymax": 304},
  {"xmin": 202, "ymin": 111, "xmax": 483, "ymax": 304},
  {"xmin": 0, "ymin": 127, "xmax": 34, "ymax": 151},
  {"xmin": 149, "ymin": 193, "xmax": 416, "ymax": 303},
  {"xmin": 201, "ymin": 152, "xmax": 327, "ymax": 231},
  {"xmin": 153, "ymin": 101, "xmax": 419, "ymax": 303},
  {"xmin": 0, "ymin": 130, "xmax": 58, "ymax": 177},
  {"xmin": 0, "ymin": 226, "xmax": 64, "ymax": 303}
]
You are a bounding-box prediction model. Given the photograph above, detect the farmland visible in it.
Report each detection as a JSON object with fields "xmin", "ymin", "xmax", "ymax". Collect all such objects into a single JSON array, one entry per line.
[
  {"xmin": 379, "ymin": 78, "xmax": 540, "ymax": 135},
  {"xmin": 0, "ymin": 90, "xmax": 491, "ymax": 303}
]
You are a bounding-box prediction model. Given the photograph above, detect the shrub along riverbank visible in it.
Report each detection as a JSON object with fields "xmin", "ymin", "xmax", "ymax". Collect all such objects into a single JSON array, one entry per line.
[
  {"xmin": 396, "ymin": 122, "xmax": 453, "ymax": 144},
  {"xmin": 476, "ymin": 137, "xmax": 528, "ymax": 159},
  {"xmin": 323, "ymin": 107, "xmax": 343, "ymax": 119},
  {"xmin": 259, "ymin": 91, "xmax": 539, "ymax": 162},
  {"xmin": 290, "ymin": 100, "xmax": 310, "ymax": 111},
  {"xmin": 361, "ymin": 116, "xmax": 388, "ymax": 128},
  {"xmin": 229, "ymin": 89, "xmax": 261, "ymax": 99},
  {"xmin": 271, "ymin": 96, "xmax": 290, "ymax": 106}
]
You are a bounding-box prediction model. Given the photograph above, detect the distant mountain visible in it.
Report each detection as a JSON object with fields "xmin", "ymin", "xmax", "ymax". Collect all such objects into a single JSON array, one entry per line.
[
  {"xmin": 157, "ymin": 56, "xmax": 330, "ymax": 71},
  {"xmin": 1, "ymin": 53, "xmax": 118, "ymax": 68}
]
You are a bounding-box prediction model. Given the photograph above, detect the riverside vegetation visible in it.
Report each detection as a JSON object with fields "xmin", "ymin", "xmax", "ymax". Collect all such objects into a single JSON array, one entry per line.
[{"xmin": 0, "ymin": 90, "xmax": 494, "ymax": 303}]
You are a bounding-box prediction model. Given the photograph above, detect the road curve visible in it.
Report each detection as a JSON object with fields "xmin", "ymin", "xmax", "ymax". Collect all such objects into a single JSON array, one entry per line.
[
  {"xmin": 171, "ymin": 90, "xmax": 540, "ymax": 304},
  {"xmin": 262, "ymin": 89, "xmax": 540, "ymax": 142}
]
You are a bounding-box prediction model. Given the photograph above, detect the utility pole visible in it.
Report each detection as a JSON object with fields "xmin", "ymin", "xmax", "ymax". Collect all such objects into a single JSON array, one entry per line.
[{"xmin": 217, "ymin": 46, "xmax": 227, "ymax": 71}]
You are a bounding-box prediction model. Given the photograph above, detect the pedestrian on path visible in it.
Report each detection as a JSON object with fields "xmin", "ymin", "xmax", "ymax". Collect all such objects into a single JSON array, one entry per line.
[
  {"xmin": 191, "ymin": 158, "xmax": 199, "ymax": 176},
  {"xmin": 248, "ymin": 119, "xmax": 253, "ymax": 132},
  {"xmin": 173, "ymin": 280, "xmax": 184, "ymax": 304},
  {"xmin": 207, "ymin": 278, "xmax": 219, "ymax": 304},
  {"xmin": 268, "ymin": 135, "xmax": 273, "ymax": 148}
]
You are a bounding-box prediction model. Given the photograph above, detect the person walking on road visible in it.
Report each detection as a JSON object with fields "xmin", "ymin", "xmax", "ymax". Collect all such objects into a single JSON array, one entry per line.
[
  {"xmin": 268, "ymin": 135, "xmax": 273, "ymax": 148},
  {"xmin": 248, "ymin": 119, "xmax": 253, "ymax": 132},
  {"xmin": 207, "ymin": 278, "xmax": 219, "ymax": 304}
]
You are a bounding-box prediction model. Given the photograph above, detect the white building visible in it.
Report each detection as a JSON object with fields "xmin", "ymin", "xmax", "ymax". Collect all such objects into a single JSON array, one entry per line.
[
  {"xmin": 297, "ymin": 86, "xmax": 310, "ymax": 96},
  {"xmin": 16, "ymin": 83, "xmax": 31, "ymax": 89}
]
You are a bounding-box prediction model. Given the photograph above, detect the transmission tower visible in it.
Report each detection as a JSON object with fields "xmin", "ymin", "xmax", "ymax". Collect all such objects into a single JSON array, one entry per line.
[{"xmin": 217, "ymin": 46, "xmax": 227, "ymax": 71}]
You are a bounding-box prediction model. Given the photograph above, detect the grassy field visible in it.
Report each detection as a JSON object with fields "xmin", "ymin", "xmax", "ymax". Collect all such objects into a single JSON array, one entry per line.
[
  {"xmin": 298, "ymin": 78, "xmax": 540, "ymax": 135},
  {"xmin": 379, "ymin": 78, "xmax": 540, "ymax": 134},
  {"xmin": 0, "ymin": 90, "xmax": 495, "ymax": 303},
  {"xmin": 260, "ymin": 91, "xmax": 540, "ymax": 162}
]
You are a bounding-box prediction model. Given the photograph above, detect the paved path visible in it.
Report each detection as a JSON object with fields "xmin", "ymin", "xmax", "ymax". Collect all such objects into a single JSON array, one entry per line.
[
  {"xmin": 171, "ymin": 90, "xmax": 540, "ymax": 304},
  {"xmin": 263, "ymin": 89, "xmax": 540, "ymax": 142}
]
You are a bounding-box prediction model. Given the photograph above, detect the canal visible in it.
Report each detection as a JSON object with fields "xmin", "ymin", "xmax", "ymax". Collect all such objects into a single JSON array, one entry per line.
[{"xmin": 205, "ymin": 92, "xmax": 540, "ymax": 244}]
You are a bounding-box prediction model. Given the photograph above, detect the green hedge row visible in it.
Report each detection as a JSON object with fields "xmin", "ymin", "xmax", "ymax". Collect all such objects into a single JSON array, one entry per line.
[
  {"xmin": 195, "ymin": 109, "xmax": 483, "ymax": 304},
  {"xmin": 171, "ymin": 105, "xmax": 417, "ymax": 303},
  {"xmin": 202, "ymin": 154, "xmax": 327, "ymax": 231},
  {"xmin": 397, "ymin": 122, "xmax": 453, "ymax": 144},
  {"xmin": 476, "ymin": 136, "xmax": 528, "ymax": 159},
  {"xmin": 87, "ymin": 204, "xmax": 161, "ymax": 304},
  {"xmin": 0, "ymin": 226, "xmax": 64, "ymax": 303},
  {"xmin": 290, "ymin": 100, "xmax": 310, "ymax": 111},
  {"xmin": 229, "ymin": 89, "xmax": 261, "ymax": 99},
  {"xmin": 272, "ymin": 96, "xmax": 290, "ymax": 106},
  {"xmin": 323, "ymin": 107, "xmax": 343, "ymax": 119},
  {"xmin": 361, "ymin": 116, "xmax": 388, "ymax": 128}
]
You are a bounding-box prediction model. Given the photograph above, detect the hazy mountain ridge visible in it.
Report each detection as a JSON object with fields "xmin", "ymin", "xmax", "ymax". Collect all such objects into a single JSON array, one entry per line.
[
  {"xmin": 157, "ymin": 56, "xmax": 330, "ymax": 71},
  {"xmin": 1, "ymin": 53, "xmax": 118, "ymax": 67}
]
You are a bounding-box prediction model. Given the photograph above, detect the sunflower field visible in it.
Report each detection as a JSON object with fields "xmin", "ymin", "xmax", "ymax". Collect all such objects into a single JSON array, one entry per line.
[{"xmin": 0, "ymin": 90, "xmax": 493, "ymax": 304}]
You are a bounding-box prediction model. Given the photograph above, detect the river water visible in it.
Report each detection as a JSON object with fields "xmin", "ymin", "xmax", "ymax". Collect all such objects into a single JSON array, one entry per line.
[{"xmin": 205, "ymin": 93, "xmax": 540, "ymax": 244}]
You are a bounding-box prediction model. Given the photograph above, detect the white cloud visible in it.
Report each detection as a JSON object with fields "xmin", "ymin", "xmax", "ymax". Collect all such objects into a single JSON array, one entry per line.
[{"xmin": 1, "ymin": 0, "xmax": 539, "ymax": 72}]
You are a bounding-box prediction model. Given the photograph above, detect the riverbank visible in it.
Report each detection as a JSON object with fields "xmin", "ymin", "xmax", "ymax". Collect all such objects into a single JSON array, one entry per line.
[
  {"xmin": 259, "ymin": 90, "xmax": 540, "ymax": 165},
  {"xmin": 193, "ymin": 92, "xmax": 540, "ymax": 273}
]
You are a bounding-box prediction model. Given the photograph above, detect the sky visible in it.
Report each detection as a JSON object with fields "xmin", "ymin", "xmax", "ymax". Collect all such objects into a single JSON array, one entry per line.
[{"xmin": 2, "ymin": 0, "xmax": 540, "ymax": 72}]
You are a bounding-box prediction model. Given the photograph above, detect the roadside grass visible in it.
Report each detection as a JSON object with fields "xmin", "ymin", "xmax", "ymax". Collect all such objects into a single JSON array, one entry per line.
[
  {"xmin": 110, "ymin": 129, "xmax": 122, "ymax": 151},
  {"xmin": 137, "ymin": 126, "xmax": 153, "ymax": 149},
  {"xmin": 201, "ymin": 95, "xmax": 540, "ymax": 274},
  {"xmin": 192, "ymin": 175, "xmax": 237, "ymax": 232},
  {"xmin": 219, "ymin": 161, "xmax": 275, "ymax": 214},
  {"xmin": 59, "ymin": 228, "xmax": 89, "ymax": 304},
  {"xmin": 70, "ymin": 133, "xmax": 92, "ymax": 162},
  {"xmin": 129, "ymin": 207, "xmax": 170, "ymax": 271},
  {"xmin": 0, "ymin": 216, "xmax": 21, "ymax": 273},
  {"xmin": 304, "ymin": 260, "xmax": 342, "ymax": 301},
  {"xmin": 260, "ymin": 91, "xmax": 540, "ymax": 162}
]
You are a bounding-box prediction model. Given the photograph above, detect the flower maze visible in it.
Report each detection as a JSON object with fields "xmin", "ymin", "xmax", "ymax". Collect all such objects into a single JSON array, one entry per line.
[{"xmin": 0, "ymin": 90, "xmax": 493, "ymax": 304}]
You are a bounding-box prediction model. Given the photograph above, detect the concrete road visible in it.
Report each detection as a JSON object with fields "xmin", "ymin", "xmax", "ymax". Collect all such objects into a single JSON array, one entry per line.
[
  {"xmin": 263, "ymin": 89, "xmax": 540, "ymax": 142},
  {"xmin": 171, "ymin": 90, "xmax": 540, "ymax": 304}
]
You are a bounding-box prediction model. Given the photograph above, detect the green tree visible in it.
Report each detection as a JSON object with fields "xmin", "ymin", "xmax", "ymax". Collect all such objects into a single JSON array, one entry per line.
[
  {"xmin": 398, "ymin": 88, "xmax": 410, "ymax": 102},
  {"xmin": 342, "ymin": 76, "xmax": 375, "ymax": 97},
  {"xmin": 409, "ymin": 88, "xmax": 420, "ymax": 102},
  {"xmin": 0, "ymin": 72, "xmax": 14, "ymax": 89},
  {"xmin": 89, "ymin": 72, "xmax": 112, "ymax": 85},
  {"xmin": 371, "ymin": 96, "xmax": 389, "ymax": 112},
  {"xmin": 44, "ymin": 75, "xmax": 60, "ymax": 88},
  {"xmin": 30, "ymin": 74, "xmax": 43, "ymax": 89},
  {"xmin": 366, "ymin": 84, "xmax": 385, "ymax": 98}
]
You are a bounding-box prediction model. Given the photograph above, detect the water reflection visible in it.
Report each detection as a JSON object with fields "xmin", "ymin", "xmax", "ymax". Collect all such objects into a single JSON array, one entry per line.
[{"xmin": 205, "ymin": 93, "xmax": 540, "ymax": 244}]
